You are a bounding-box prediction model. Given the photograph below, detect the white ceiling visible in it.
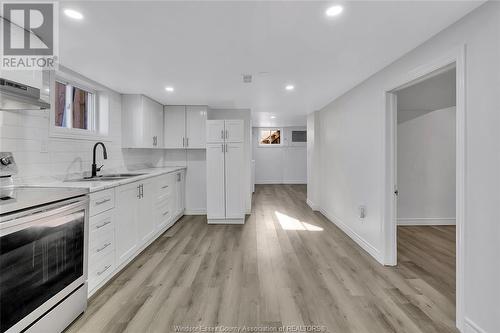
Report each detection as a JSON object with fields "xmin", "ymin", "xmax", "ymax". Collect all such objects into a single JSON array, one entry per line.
[{"xmin": 58, "ymin": 1, "xmax": 482, "ymax": 127}]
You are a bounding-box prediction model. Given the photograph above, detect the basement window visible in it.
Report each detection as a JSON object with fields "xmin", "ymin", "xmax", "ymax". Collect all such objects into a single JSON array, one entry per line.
[
  {"xmin": 259, "ymin": 128, "xmax": 282, "ymax": 146},
  {"xmin": 54, "ymin": 81, "xmax": 95, "ymax": 130}
]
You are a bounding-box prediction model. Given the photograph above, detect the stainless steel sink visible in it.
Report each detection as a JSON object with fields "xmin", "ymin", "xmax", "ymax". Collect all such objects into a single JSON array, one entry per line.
[{"xmin": 64, "ymin": 173, "xmax": 146, "ymax": 182}]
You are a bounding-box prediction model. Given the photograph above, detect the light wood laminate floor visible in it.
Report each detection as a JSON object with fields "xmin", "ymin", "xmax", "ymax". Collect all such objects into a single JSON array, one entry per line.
[{"xmin": 67, "ymin": 185, "xmax": 456, "ymax": 333}]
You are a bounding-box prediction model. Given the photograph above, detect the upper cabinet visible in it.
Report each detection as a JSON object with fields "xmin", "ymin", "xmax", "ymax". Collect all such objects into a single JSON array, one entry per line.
[
  {"xmin": 122, "ymin": 95, "xmax": 164, "ymax": 148},
  {"xmin": 206, "ymin": 119, "xmax": 244, "ymax": 143},
  {"xmin": 164, "ymin": 105, "xmax": 207, "ymax": 149}
]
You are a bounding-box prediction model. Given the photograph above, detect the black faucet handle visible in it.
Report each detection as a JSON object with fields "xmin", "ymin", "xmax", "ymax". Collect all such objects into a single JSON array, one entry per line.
[{"xmin": 96, "ymin": 165, "xmax": 104, "ymax": 172}]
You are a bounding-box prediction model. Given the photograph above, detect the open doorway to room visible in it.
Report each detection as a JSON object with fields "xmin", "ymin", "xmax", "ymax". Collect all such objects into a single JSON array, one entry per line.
[
  {"xmin": 384, "ymin": 49, "xmax": 465, "ymax": 330},
  {"xmin": 396, "ymin": 67, "xmax": 457, "ymax": 316}
]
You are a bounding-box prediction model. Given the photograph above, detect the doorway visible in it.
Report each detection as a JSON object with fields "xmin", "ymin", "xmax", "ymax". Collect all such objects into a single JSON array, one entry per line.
[{"xmin": 383, "ymin": 47, "xmax": 466, "ymax": 331}]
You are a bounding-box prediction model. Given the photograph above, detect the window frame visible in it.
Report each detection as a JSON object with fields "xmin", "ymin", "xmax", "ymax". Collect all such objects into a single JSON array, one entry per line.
[
  {"xmin": 258, "ymin": 127, "xmax": 283, "ymax": 147},
  {"xmin": 49, "ymin": 70, "xmax": 110, "ymax": 141}
]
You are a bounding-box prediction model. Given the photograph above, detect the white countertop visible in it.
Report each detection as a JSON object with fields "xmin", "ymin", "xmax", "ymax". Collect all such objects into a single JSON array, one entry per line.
[{"xmin": 14, "ymin": 166, "xmax": 186, "ymax": 193}]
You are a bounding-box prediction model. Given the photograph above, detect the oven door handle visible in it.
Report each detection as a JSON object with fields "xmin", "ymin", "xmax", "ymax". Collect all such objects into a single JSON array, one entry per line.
[{"xmin": 0, "ymin": 197, "xmax": 89, "ymax": 235}]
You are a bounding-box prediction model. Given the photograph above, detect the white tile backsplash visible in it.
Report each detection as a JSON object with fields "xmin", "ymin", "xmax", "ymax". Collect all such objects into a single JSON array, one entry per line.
[{"xmin": 0, "ymin": 79, "xmax": 155, "ymax": 182}]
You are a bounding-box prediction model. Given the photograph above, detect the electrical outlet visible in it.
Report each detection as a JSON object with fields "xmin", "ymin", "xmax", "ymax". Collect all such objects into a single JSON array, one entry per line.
[{"xmin": 359, "ymin": 205, "xmax": 366, "ymax": 219}]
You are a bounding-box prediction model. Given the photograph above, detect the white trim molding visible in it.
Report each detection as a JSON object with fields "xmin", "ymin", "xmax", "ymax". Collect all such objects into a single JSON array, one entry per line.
[
  {"xmin": 183, "ymin": 209, "xmax": 206, "ymax": 215},
  {"xmin": 397, "ymin": 217, "xmax": 456, "ymax": 226},
  {"xmin": 319, "ymin": 207, "xmax": 384, "ymax": 264},
  {"xmin": 306, "ymin": 198, "xmax": 319, "ymax": 211},
  {"xmin": 464, "ymin": 318, "xmax": 488, "ymax": 333},
  {"xmin": 383, "ymin": 45, "xmax": 466, "ymax": 331}
]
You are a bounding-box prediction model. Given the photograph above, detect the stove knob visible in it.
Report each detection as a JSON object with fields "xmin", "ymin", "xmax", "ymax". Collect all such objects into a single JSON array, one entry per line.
[{"xmin": 0, "ymin": 157, "xmax": 12, "ymax": 166}]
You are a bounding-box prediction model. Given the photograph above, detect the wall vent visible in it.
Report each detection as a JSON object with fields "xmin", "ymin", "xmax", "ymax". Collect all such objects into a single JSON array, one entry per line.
[{"xmin": 242, "ymin": 74, "xmax": 252, "ymax": 83}]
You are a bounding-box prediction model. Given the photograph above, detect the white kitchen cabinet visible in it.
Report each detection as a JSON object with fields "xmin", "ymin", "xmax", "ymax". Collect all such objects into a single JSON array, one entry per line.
[
  {"xmin": 206, "ymin": 120, "xmax": 245, "ymax": 224},
  {"xmin": 206, "ymin": 120, "xmax": 225, "ymax": 143},
  {"xmin": 122, "ymin": 94, "xmax": 163, "ymax": 148},
  {"xmin": 225, "ymin": 143, "xmax": 244, "ymax": 218},
  {"xmin": 174, "ymin": 170, "xmax": 186, "ymax": 216},
  {"xmin": 164, "ymin": 105, "xmax": 208, "ymax": 148},
  {"xmin": 186, "ymin": 106, "xmax": 207, "ymax": 148},
  {"xmin": 115, "ymin": 181, "xmax": 141, "ymax": 265},
  {"xmin": 206, "ymin": 143, "xmax": 226, "ymax": 219},
  {"xmin": 225, "ymin": 120, "xmax": 244, "ymax": 143},
  {"xmin": 164, "ymin": 106, "xmax": 186, "ymax": 148},
  {"xmin": 137, "ymin": 178, "xmax": 156, "ymax": 244}
]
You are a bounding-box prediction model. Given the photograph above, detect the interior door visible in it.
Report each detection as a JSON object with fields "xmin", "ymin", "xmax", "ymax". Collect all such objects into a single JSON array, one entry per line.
[
  {"xmin": 137, "ymin": 179, "xmax": 155, "ymax": 244},
  {"xmin": 225, "ymin": 119, "xmax": 244, "ymax": 143},
  {"xmin": 164, "ymin": 105, "xmax": 186, "ymax": 148},
  {"xmin": 206, "ymin": 143, "xmax": 225, "ymax": 219},
  {"xmin": 186, "ymin": 106, "xmax": 207, "ymax": 148},
  {"xmin": 225, "ymin": 142, "xmax": 245, "ymax": 219},
  {"xmin": 115, "ymin": 181, "xmax": 140, "ymax": 265},
  {"xmin": 206, "ymin": 120, "xmax": 225, "ymax": 143}
]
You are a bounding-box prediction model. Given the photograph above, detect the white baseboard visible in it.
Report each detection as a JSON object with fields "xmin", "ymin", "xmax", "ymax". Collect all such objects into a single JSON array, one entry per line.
[
  {"xmin": 208, "ymin": 218, "xmax": 244, "ymax": 224},
  {"xmin": 397, "ymin": 217, "xmax": 456, "ymax": 226},
  {"xmin": 319, "ymin": 207, "xmax": 384, "ymax": 264},
  {"xmin": 306, "ymin": 198, "xmax": 319, "ymax": 211},
  {"xmin": 464, "ymin": 318, "xmax": 487, "ymax": 333},
  {"xmin": 255, "ymin": 180, "xmax": 307, "ymax": 185},
  {"xmin": 184, "ymin": 208, "xmax": 206, "ymax": 215}
]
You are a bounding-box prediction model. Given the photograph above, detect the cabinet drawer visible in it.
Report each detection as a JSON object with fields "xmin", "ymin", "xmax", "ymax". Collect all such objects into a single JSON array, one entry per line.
[
  {"xmin": 89, "ymin": 209, "xmax": 114, "ymax": 236},
  {"xmin": 88, "ymin": 251, "xmax": 114, "ymax": 292},
  {"xmin": 155, "ymin": 197, "xmax": 172, "ymax": 230},
  {"xmin": 156, "ymin": 174, "xmax": 174, "ymax": 200},
  {"xmin": 89, "ymin": 189, "xmax": 115, "ymax": 216},
  {"xmin": 89, "ymin": 229, "xmax": 114, "ymax": 263}
]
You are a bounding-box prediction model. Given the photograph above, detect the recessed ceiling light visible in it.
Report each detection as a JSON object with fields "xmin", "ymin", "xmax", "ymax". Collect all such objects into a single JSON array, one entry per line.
[
  {"xmin": 326, "ymin": 5, "xmax": 343, "ymax": 17},
  {"xmin": 165, "ymin": 86, "xmax": 174, "ymax": 92},
  {"xmin": 64, "ymin": 9, "xmax": 83, "ymax": 20},
  {"xmin": 285, "ymin": 85, "xmax": 295, "ymax": 91},
  {"xmin": 270, "ymin": 115, "xmax": 276, "ymax": 119}
]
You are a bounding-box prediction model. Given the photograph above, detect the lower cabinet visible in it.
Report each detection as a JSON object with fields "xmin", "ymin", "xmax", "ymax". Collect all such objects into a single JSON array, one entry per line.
[{"xmin": 88, "ymin": 171, "xmax": 185, "ymax": 297}]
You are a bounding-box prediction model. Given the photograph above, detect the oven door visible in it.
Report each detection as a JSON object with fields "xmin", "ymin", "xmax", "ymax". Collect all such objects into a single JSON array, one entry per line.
[{"xmin": 0, "ymin": 197, "xmax": 88, "ymax": 333}]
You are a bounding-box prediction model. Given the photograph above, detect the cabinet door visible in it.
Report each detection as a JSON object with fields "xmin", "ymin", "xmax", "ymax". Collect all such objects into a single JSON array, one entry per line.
[
  {"xmin": 137, "ymin": 179, "xmax": 156, "ymax": 244},
  {"xmin": 186, "ymin": 106, "xmax": 207, "ymax": 148},
  {"xmin": 225, "ymin": 143, "xmax": 245, "ymax": 219},
  {"xmin": 175, "ymin": 170, "xmax": 185, "ymax": 216},
  {"xmin": 146, "ymin": 98, "xmax": 164, "ymax": 148},
  {"xmin": 121, "ymin": 95, "xmax": 145, "ymax": 148},
  {"xmin": 206, "ymin": 120, "xmax": 225, "ymax": 143},
  {"xmin": 206, "ymin": 143, "xmax": 225, "ymax": 219},
  {"xmin": 115, "ymin": 182, "xmax": 140, "ymax": 265},
  {"xmin": 225, "ymin": 120, "xmax": 244, "ymax": 143},
  {"xmin": 164, "ymin": 106, "xmax": 186, "ymax": 148}
]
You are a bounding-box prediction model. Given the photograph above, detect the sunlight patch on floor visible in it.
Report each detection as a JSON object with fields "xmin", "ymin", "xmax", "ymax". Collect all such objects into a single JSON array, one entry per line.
[{"xmin": 274, "ymin": 211, "xmax": 323, "ymax": 231}]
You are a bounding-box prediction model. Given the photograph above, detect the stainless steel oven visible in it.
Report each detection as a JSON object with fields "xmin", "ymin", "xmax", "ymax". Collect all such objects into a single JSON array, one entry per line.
[{"xmin": 0, "ymin": 195, "xmax": 89, "ymax": 333}]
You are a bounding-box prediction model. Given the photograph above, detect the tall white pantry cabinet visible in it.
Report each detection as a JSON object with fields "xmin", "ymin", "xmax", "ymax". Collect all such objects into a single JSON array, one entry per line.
[{"xmin": 206, "ymin": 120, "xmax": 245, "ymax": 224}]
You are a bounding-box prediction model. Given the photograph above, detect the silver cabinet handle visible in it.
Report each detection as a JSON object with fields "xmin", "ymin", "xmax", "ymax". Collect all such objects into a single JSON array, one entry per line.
[
  {"xmin": 182, "ymin": 137, "xmax": 185, "ymax": 147},
  {"xmin": 186, "ymin": 137, "xmax": 189, "ymax": 147},
  {"xmin": 95, "ymin": 220, "xmax": 111, "ymax": 229},
  {"xmin": 97, "ymin": 264, "xmax": 111, "ymax": 276},
  {"xmin": 225, "ymin": 143, "xmax": 228, "ymax": 152},
  {"xmin": 161, "ymin": 184, "xmax": 169, "ymax": 189},
  {"xmin": 95, "ymin": 198, "xmax": 111, "ymax": 206},
  {"xmin": 177, "ymin": 173, "xmax": 181, "ymax": 181},
  {"xmin": 162, "ymin": 210, "xmax": 169, "ymax": 216},
  {"xmin": 225, "ymin": 129, "xmax": 228, "ymax": 139},
  {"xmin": 96, "ymin": 242, "xmax": 111, "ymax": 253},
  {"xmin": 221, "ymin": 143, "xmax": 224, "ymax": 152},
  {"xmin": 137, "ymin": 185, "xmax": 141, "ymax": 198},
  {"xmin": 221, "ymin": 130, "xmax": 224, "ymax": 139},
  {"xmin": 153, "ymin": 136, "xmax": 155, "ymax": 146}
]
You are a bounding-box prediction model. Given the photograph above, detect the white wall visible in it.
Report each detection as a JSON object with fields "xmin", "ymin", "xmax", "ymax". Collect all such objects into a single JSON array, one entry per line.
[
  {"xmin": 252, "ymin": 127, "xmax": 307, "ymax": 184},
  {"xmin": 0, "ymin": 67, "xmax": 156, "ymax": 182},
  {"xmin": 311, "ymin": 3, "xmax": 499, "ymax": 332},
  {"xmin": 397, "ymin": 107, "xmax": 456, "ymax": 225}
]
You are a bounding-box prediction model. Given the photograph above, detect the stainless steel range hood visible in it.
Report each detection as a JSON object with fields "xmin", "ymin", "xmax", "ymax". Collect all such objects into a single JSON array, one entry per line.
[{"xmin": 0, "ymin": 77, "xmax": 50, "ymax": 111}]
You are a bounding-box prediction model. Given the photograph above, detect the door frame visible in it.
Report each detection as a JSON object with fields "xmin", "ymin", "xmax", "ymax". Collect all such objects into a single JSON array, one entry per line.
[{"xmin": 382, "ymin": 45, "xmax": 466, "ymax": 331}]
